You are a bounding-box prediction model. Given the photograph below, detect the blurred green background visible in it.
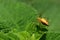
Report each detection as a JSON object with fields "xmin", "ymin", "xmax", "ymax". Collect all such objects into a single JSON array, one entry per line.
[{"xmin": 0, "ymin": 0, "xmax": 60, "ymax": 40}]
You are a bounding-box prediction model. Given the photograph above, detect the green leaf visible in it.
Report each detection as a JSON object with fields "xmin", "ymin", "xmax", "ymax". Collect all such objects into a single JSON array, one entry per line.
[
  {"xmin": 0, "ymin": 0, "xmax": 37, "ymax": 32},
  {"xmin": 30, "ymin": 34, "xmax": 36, "ymax": 40},
  {"xmin": 17, "ymin": 0, "xmax": 60, "ymax": 40},
  {"xmin": 0, "ymin": 0, "xmax": 40, "ymax": 40},
  {"xmin": 28, "ymin": 0, "xmax": 60, "ymax": 40}
]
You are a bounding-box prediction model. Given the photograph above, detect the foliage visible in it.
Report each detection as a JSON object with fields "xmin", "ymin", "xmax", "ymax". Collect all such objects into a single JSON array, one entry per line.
[{"xmin": 0, "ymin": 0, "xmax": 60, "ymax": 40}]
